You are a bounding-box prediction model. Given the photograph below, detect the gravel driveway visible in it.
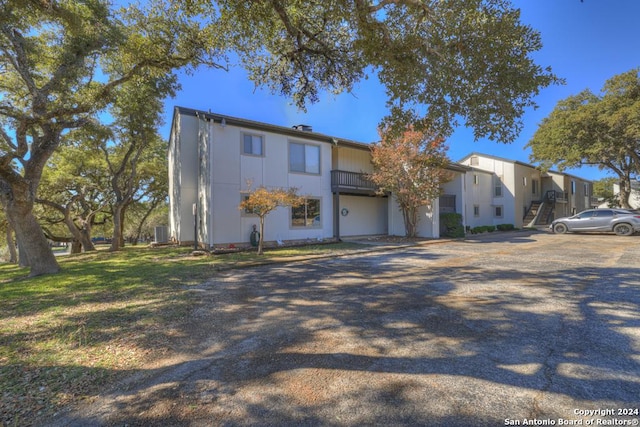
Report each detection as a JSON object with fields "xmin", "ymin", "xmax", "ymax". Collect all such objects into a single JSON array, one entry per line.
[{"xmin": 52, "ymin": 231, "xmax": 640, "ymax": 426}]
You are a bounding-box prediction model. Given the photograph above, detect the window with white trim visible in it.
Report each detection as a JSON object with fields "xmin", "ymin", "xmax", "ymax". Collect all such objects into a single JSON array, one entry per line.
[
  {"xmin": 289, "ymin": 142, "xmax": 320, "ymax": 174},
  {"xmin": 494, "ymin": 206, "xmax": 503, "ymax": 218},
  {"xmin": 473, "ymin": 205, "xmax": 480, "ymax": 217}
]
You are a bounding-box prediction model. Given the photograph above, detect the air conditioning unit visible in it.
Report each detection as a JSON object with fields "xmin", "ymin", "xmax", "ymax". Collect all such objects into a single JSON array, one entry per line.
[{"xmin": 154, "ymin": 226, "xmax": 168, "ymax": 244}]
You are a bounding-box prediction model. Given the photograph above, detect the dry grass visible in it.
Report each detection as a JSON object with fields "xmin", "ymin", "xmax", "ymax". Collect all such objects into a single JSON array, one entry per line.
[{"xmin": 0, "ymin": 242, "xmax": 364, "ymax": 426}]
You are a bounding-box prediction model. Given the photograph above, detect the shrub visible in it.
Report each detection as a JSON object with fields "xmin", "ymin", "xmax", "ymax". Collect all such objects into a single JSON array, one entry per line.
[
  {"xmin": 486, "ymin": 225, "xmax": 496, "ymax": 232},
  {"xmin": 471, "ymin": 226, "xmax": 487, "ymax": 234},
  {"xmin": 496, "ymin": 223, "xmax": 515, "ymax": 231},
  {"xmin": 440, "ymin": 213, "xmax": 465, "ymax": 238}
]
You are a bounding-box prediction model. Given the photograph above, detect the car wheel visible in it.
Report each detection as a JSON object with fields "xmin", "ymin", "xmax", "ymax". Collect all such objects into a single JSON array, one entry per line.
[
  {"xmin": 553, "ymin": 223, "xmax": 568, "ymax": 234},
  {"xmin": 613, "ymin": 223, "xmax": 634, "ymax": 236}
]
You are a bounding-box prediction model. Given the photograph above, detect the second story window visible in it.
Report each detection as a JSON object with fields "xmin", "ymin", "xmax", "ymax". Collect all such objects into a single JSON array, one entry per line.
[
  {"xmin": 242, "ymin": 133, "xmax": 264, "ymax": 156},
  {"xmin": 494, "ymin": 176, "xmax": 503, "ymax": 197},
  {"xmin": 289, "ymin": 142, "xmax": 320, "ymax": 174}
]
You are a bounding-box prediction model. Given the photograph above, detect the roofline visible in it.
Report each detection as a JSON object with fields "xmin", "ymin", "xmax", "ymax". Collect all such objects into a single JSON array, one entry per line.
[
  {"xmin": 460, "ymin": 152, "xmax": 593, "ymax": 183},
  {"xmin": 174, "ymin": 106, "xmax": 371, "ymax": 151},
  {"xmin": 460, "ymin": 151, "xmax": 537, "ymax": 169}
]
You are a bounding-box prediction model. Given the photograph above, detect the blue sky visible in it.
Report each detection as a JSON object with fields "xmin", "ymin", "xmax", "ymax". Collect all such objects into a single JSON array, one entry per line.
[{"xmin": 162, "ymin": 0, "xmax": 640, "ymax": 182}]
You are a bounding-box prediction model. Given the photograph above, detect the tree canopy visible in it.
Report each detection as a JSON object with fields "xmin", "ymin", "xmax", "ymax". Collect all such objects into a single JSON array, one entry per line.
[
  {"xmin": 527, "ymin": 68, "xmax": 640, "ymax": 208},
  {"xmin": 190, "ymin": 0, "xmax": 559, "ymax": 142}
]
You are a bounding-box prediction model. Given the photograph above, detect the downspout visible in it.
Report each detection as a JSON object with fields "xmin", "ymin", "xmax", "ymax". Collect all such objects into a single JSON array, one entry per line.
[{"xmin": 334, "ymin": 192, "xmax": 341, "ymax": 241}]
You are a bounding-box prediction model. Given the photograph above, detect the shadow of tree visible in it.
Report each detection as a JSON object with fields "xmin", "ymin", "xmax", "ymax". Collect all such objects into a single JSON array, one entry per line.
[{"xmin": 6, "ymin": 236, "xmax": 640, "ymax": 426}]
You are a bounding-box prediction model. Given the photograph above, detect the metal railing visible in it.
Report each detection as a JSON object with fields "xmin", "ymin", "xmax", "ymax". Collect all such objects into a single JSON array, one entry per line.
[
  {"xmin": 545, "ymin": 190, "xmax": 568, "ymax": 202},
  {"xmin": 331, "ymin": 170, "xmax": 378, "ymax": 193}
]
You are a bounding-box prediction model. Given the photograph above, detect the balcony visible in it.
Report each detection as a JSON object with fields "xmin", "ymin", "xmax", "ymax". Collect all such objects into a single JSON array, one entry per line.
[
  {"xmin": 331, "ymin": 170, "xmax": 380, "ymax": 195},
  {"xmin": 545, "ymin": 190, "xmax": 568, "ymax": 203}
]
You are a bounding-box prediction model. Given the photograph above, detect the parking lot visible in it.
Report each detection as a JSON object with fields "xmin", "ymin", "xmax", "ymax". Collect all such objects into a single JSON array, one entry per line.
[{"xmin": 55, "ymin": 231, "xmax": 640, "ymax": 426}]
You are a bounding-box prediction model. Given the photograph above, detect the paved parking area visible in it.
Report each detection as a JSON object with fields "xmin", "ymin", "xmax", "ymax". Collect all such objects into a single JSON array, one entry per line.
[{"xmin": 55, "ymin": 231, "xmax": 640, "ymax": 426}]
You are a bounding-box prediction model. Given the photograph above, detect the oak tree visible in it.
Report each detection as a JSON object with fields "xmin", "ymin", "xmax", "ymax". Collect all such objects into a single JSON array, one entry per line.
[
  {"xmin": 527, "ymin": 69, "xmax": 640, "ymax": 208},
  {"xmin": 188, "ymin": 0, "xmax": 559, "ymax": 140},
  {"xmin": 0, "ymin": 0, "xmax": 220, "ymax": 275}
]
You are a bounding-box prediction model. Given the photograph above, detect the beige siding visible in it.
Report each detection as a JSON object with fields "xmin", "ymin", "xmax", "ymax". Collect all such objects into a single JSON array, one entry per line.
[
  {"xmin": 333, "ymin": 146, "xmax": 372, "ymax": 173},
  {"xmin": 339, "ymin": 195, "xmax": 387, "ymax": 236}
]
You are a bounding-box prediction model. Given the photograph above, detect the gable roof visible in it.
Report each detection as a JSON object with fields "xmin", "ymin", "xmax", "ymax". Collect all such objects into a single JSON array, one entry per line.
[
  {"xmin": 459, "ymin": 152, "xmax": 539, "ymax": 170},
  {"xmin": 459, "ymin": 151, "xmax": 593, "ymax": 183}
]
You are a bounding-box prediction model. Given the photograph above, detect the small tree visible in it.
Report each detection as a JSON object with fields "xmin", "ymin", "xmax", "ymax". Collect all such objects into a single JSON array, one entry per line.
[
  {"xmin": 369, "ymin": 128, "xmax": 452, "ymax": 237},
  {"xmin": 239, "ymin": 185, "xmax": 302, "ymax": 255}
]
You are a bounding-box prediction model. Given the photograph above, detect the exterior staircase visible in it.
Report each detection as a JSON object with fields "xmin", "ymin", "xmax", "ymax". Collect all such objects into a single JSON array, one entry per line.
[
  {"xmin": 524, "ymin": 192, "xmax": 556, "ymax": 227},
  {"xmin": 523, "ymin": 201, "xmax": 541, "ymax": 225},
  {"xmin": 522, "ymin": 200, "xmax": 553, "ymax": 227},
  {"xmin": 536, "ymin": 203, "xmax": 554, "ymax": 225}
]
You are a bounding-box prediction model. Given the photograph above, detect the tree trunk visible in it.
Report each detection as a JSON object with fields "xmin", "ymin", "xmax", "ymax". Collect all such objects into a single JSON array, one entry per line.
[
  {"xmin": 6, "ymin": 206, "xmax": 60, "ymax": 276},
  {"xmin": 402, "ymin": 206, "xmax": 418, "ymax": 238},
  {"xmin": 618, "ymin": 177, "xmax": 632, "ymax": 209},
  {"xmin": 5, "ymin": 223, "xmax": 17, "ymax": 263},
  {"xmin": 79, "ymin": 224, "xmax": 96, "ymax": 252},
  {"xmin": 133, "ymin": 199, "xmax": 161, "ymax": 245},
  {"xmin": 258, "ymin": 215, "xmax": 265, "ymax": 255},
  {"xmin": 70, "ymin": 240, "xmax": 82, "ymax": 254},
  {"xmin": 63, "ymin": 215, "xmax": 96, "ymax": 252},
  {"xmin": 110, "ymin": 204, "xmax": 124, "ymax": 251}
]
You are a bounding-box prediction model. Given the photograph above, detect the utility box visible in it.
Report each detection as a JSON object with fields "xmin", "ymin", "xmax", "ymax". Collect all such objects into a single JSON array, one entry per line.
[{"xmin": 154, "ymin": 226, "xmax": 168, "ymax": 244}]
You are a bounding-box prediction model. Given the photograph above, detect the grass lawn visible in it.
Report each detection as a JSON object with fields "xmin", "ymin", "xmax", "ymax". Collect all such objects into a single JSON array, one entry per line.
[{"xmin": 0, "ymin": 242, "xmax": 364, "ymax": 425}]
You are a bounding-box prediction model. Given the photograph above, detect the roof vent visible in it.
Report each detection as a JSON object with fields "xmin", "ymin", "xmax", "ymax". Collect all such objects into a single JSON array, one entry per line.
[{"xmin": 293, "ymin": 124, "xmax": 313, "ymax": 132}]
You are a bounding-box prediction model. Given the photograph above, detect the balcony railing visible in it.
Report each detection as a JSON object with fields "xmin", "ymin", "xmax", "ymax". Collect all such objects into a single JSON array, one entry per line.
[
  {"xmin": 331, "ymin": 170, "xmax": 379, "ymax": 195},
  {"xmin": 545, "ymin": 190, "xmax": 568, "ymax": 203}
]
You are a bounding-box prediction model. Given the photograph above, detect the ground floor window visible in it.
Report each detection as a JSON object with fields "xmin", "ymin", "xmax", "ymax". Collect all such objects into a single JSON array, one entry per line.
[
  {"xmin": 494, "ymin": 205, "xmax": 503, "ymax": 218},
  {"xmin": 439, "ymin": 194, "xmax": 456, "ymax": 213},
  {"xmin": 292, "ymin": 198, "xmax": 321, "ymax": 228},
  {"xmin": 473, "ymin": 205, "xmax": 480, "ymax": 217}
]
